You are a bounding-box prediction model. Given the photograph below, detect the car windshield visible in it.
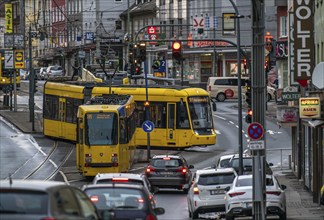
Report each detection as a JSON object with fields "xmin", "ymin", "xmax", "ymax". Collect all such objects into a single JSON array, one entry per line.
[
  {"xmin": 218, "ymin": 158, "xmax": 231, "ymax": 168},
  {"xmin": 0, "ymin": 191, "xmax": 48, "ymax": 215},
  {"xmin": 151, "ymin": 158, "xmax": 182, "ymax": 167},
  {"xmin": 52, "ymin": 66, "xmax": 62, "ymax": 70},
  {"xmin": 85, "ymin": 188, "xmax": 146, "ymax": 210},
  {"xmin": 229, "ymin": 158, "xmax": 253, "ymax": 171},
  {"xmin": 198, "ymin": 173, "xmax": 236, "ymax": 186}
]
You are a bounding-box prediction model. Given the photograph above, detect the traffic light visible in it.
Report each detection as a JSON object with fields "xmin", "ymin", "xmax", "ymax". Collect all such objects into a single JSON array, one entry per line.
[
  {"xmin": 33, "ymin": 76, "xmax": 38, "ymax": 94},
  {"xmin": 135, "ymin": 64, "xmax": 142, "ymax": 75},
  {"xmin": 128, "ymin": 43, "xmax": 134, "ymax": 64},
  {"xmin": 172, "ymin": 41, "xmax": 182, "ymax": 61},
  {"xmin": 129, "ymin": 63, "xmax": 136, "ymax": 75},
  {"xmin": 245, "ymin": 79, "xmax": 251, "ymax": 107},
  {"xmin": 139, "ymin": 41, "xmax": 146, "ymax": 62},
  {"xmin": 243, "ymin": 59, "xmax": 247, "ymax": 71},
  {"xmin": 245, "ymin": 108, "xmax": 252, "ymax": 123},
  {"xmin": 133, "ymin": 43, "xmax": 140, "ymax": 64}
]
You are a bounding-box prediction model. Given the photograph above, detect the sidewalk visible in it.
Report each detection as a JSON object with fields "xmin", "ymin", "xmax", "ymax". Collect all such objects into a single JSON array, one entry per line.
[{"xmin": 1, "ymin": 99, "xmax": 324, "ymax": 219}]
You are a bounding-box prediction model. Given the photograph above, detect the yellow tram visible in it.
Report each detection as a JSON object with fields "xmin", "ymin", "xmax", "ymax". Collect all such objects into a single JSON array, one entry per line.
[
  {"xmin": 76, "ymin": 94, "xmax": 137, "ymax": 177},
  {"xmin": 43, "ymin": 80, "xmax": 217, "ymax": 150}
]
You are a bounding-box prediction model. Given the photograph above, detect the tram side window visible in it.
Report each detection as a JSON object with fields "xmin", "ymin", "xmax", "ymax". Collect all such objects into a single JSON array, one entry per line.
[
  {"xmin": 66, "ymin": 98, "xmax": 82, "ymax": 123},
  {"xmin": 135, "ymin": 102, "xmax": 167, "ymax": 128},
  {"xmin": 44, "ymin": 95, "xmax": 59, "ymax": 120},
  {"xmin": 176, "ymin": 102, "xmax": 190, "ymax": 129},
  {"xmin": 127, "ymin": 110, "xmax": 137, "ymax": 140}
]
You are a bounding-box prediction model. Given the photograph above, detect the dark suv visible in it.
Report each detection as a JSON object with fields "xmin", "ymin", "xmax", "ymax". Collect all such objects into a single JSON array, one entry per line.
[{"xmin": 144, "ymin": 155, "xmax": 194, "ymax": 193}]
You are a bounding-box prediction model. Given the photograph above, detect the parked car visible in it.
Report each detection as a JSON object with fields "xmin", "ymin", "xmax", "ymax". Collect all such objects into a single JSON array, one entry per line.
[
  {"xmin": 214, "ymin": 153, "xmax": 274, "ymax": 175},
  {"xmin": 45, "ymin": 65, "xmax": 64, "ymax": 78},
  {"xmin": 207, "ymin": 76, "xmax": 276, "ymax": 102},
  {"xmin": 92, "ymin": 173, "xmax": 158, "ymax": 207},
  {"xmin": 144, "ymin": 154, "xmax": 194, "ymax": 193},
  {"xmin": 82, "ymin": 183, "xmax": 165, "ymax": 220},
  {"xmin": 187, "ymin": 168, "xmax": 238, "ymax": 219},
  {"xmin": 0, "ymin": 179, "xmax": 101, "ymax": 220},
  {"xmin": 224, "ymin": 174, "xmax": 287, "ymax": 220}
]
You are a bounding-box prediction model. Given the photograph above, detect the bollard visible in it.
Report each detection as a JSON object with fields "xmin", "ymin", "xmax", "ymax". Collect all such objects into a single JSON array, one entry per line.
[{"xmin": 288, "ymin": 155, "xmax": 292, "ymax": 169}]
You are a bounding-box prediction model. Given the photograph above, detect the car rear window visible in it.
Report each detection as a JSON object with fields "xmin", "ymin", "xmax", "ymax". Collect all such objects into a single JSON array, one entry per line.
[
  {"xmin": 0, "ymin": 190, "xmax": 48, "ymax": 214},
  {"xmin": 198, "ymin": 173, "xmax": 236, "ymax": 186},
  {"xmin": 85, "ymin": 187, "xmax": 146, "ymax": 210},
  {"xmin": 96, "ymin": 179, "xmax": 144, "ymax": 186},
  {"xmin": 236, "ymin": 177, "xmax": 252, "ymax": 187},
  {"xmin": 151, "ymin": 158, "xmax": 182, "ymax": 167},
  {"xmin": 230, "ymin": 158, "xmax": 253, "ymax": 170}
]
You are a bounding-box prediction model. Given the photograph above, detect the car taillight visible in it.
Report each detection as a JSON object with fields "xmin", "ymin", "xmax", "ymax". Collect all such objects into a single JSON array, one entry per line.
[
  {"xmin": 146, "ymin": 166, "xmax": 156, "ymax": 173},
  {"xmin": 85, "ymin": 154, "xmax": 92, "ymax": 166},
  {"xmin": 266, "ymin": 191, "xmax": 281, "ymax": 196},
  {"xmin": 208, "ymin": 85, "xmax": 211, "ymax": 91},
  {"xmin": 111, "ymin": 153, "xmax": 118, "ymax": 167},
  {"xmin": 90, "ymin": 195, "xmax": 99, "ymax": 202},
  {"xmin": 228, "ymin": 192, "xmax": 245, "ymax": 197},
  {"xmin": 145, "ymin": 214, "xmax": 156, "ymax": 220},
  {"xmin": 193, "ymin": 187, "xmax": 199, "ymax": 195},
  {"xmin": 178, "ymin": 166, "xmax": 187, "ymax": 174}
]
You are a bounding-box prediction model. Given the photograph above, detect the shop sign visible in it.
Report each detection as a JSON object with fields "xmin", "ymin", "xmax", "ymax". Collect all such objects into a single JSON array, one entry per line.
[
  {"xmin": 299, "ymin": 97, "xmax": 321, "ymax": 119},
  {"xmin": 195, "ymin": 41, "xmax": 230, "ymax": 48},
  {"xmin": 276, "ymin": 106, "xmax": 298, "ymax": 123},
  {"xmin": 276, "ymin": 41, "xmax": 288, "ymax": 59}
]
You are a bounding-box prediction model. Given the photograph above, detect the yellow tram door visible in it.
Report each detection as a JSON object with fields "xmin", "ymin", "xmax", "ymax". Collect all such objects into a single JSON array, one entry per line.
[
  {"xmin": 58, "ymin": 98, "xmax": 66, "ymax": 138},
  {"xmin": 166, "ymin": 103, "xmax": 176, "ymax": 144}
]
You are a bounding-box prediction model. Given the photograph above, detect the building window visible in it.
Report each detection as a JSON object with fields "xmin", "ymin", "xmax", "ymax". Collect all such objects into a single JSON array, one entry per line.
[
  {"xmin": 222, "ymin": 13, "xmax": 235, "ymax": 36},
  {"xmin": 280, "ymin": 16, "xmax": 287, "ymax": 38}
]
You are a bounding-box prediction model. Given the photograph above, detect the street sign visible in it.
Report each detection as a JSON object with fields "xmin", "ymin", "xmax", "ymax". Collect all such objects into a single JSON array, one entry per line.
[
  {"xmin": 193, "ymin": 17, "xmax": 204, "ymax": 29},
  {"xmin": 85, "ymin": 32, "xmax": 94, "ymax": 40},
  {"xmin": 147, "ymin": 26, "xmax": 157, "ymax": 35},
  {"xmin": 4, "ymin": 50, "xmax": 14, "ymax": 69},
  {"xmin": 248, "ymin": 140, "xmax": 265, "ymax": 150},
  {"xmin": 247, "ymin": 122, "xmax": 264, "ymax": 140},
  {"xmin": 142, "ymin": 120, "xmax": 155, "ymax": 133},
  {"xmin": 14, "ymin": 50, "xmax": 24, "ymax": 69}
]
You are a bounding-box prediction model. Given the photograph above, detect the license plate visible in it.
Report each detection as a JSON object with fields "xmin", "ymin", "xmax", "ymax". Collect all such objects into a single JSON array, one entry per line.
[
  {"xmin": 160, "ymin": 172, "xmax": 173, "ymax": 175},
  {"xmin": 210, "ymin": 189, "xmax": 224, "ymax": 195}
]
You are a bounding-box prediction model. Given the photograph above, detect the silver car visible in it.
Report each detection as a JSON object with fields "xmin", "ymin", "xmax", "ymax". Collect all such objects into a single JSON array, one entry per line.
[
  {"xmin": 0, "ymin": 179, "xmax": 101, "ymax": 220},
  {"xmin": 224, "ymin": 174, "xmax": 287, "ymax": 220},
  {"xmin": 45, "ymin": 65, "xmax": 64, "ymax": 78},
  {"xmin": 187, "ymin": 168, "xmax": 237, "ymax": 219}
]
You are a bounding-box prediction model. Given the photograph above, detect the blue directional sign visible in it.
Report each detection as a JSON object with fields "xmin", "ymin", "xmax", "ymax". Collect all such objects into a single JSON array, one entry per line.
[
  {"xmin": 85, "ymin": 32, "xmax": 94, "ymax": 40},
  {"xmin": 142, "ymin": 120, "xmax": 155, "ymax": 133},
  {"xmin": 157, "ymin": 59, "xmax": 166, "ymax": 72}
]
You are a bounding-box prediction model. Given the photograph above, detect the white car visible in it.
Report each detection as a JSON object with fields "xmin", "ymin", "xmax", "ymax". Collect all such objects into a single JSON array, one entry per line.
[
  {"xmin": 187, "ymin": 168, "xmax": 238, "ymax": 219},
  {"xmin": 92, "ymin": 173, "xmax": 158, "ymax": 207},
  {"xmin": 45, "ymin": 65, "xmax": 64, "ymax": 78},
  {"xmin": 224, "ymin": 174, "xmax": 287, "ymax": 220}
]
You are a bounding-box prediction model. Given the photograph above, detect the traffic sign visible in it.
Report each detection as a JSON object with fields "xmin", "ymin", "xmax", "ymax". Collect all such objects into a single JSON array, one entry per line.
[
  {"xmin": 4, "ymin": 50, "xmax": 14, "ymax": 69},
  {"xmin": 14, "ymin": 50, "xmax": 24, "ymax": 69},
  {"xmin": 248, "ymin": 140, "xmax": 265, "ymax": 150},
  {"xmin": 147, "ymin": 26, "xmax": 157, "ymax": 35},
  {"xmin": 247, "ymin": 122, "xmax": 264, "ymax": 140},
  {"xmin": 142, "ymin": 120, "xmax": 155, "ymax": 133}
]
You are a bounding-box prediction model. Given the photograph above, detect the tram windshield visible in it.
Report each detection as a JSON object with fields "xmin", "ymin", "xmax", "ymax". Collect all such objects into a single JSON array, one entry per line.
[
  {"xmin": 188, "ymin": 96, "xmax": 213, "ymax": 130},
  {"xmin": 85, "ymin": 113, "xmax": 118, "ymax": 146}
]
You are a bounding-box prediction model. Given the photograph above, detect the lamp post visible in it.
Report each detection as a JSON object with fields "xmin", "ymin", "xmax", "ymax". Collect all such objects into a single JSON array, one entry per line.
[{"xmin": 228, "ymin": 0, "xmax": 244, "ymax": 175}]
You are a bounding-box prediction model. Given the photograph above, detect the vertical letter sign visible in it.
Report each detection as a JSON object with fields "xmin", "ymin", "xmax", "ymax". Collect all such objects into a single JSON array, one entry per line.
[
  {"xmin": 5, "ymin": 4, "xmax": 13, "ymax": 33},
  {"xmin": 293, "ymin": 0, "xmax": 314, "ymax": 87}
]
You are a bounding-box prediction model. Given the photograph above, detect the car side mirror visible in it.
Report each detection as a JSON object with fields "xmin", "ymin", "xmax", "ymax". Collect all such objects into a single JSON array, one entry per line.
[
  {"xmin": 151, "ymin": 186, "xmax": 159, "ymax": 194},
  {"xmin": 268, "ymin": 163, "xmax": 274, "ymax": 167},
  {"xmin": 211, "ymin": 164, "xmax": 216, "ymax": 169},
  {"xmin": 281, "ymin": 184, "xmax": 287, "ymax": 190},
  {"xmin": 154, "ymin": 207, "xmax": 165, "ymax": 215},
  {"xmin": 225, "ymin": 186, "xmax": 231, "ymax": 192},
  {"xmin": 189, "ymin": 165, "xmax": 194, "ymax": 169}
]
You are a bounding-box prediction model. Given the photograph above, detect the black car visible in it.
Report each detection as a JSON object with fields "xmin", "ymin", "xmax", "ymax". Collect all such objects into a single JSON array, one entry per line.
[
  {"xmin": 0, "ymin": 179, "xmax": 101, "ymax": 220},
  {"xmin": 82, "ymin": 183, "xmax": 164, "ymax": 220},
  {"xmin": 144, "ymin": 154, "xmax": 194, "ymax": 193}
]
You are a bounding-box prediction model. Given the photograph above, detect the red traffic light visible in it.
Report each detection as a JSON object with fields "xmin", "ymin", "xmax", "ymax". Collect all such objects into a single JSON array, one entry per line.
[
  {"xmin": 247, "ymin": 109, "xmax": 253, "ymax": 116},
  {"xmin": 172, "ymin": 41, "xmax": 181, "ymax": 50}
]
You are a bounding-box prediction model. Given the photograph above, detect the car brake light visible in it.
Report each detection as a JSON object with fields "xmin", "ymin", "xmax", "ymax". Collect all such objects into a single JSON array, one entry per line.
[
  {"xmin": 193, "ymin": 187, "xmax": 199, "ymax": 195},
  {"xmin": 163, "ymin": 157, "xmax": 170, "ymax": 160},
  {"xmin": 90, "ymin": 195, "xmax": 99, "ymax": 202},
  {"xmin": 208, "ymin": 85, "xmax": 211, "ymax": 91},
  {"xmin": 138, "ymin": 198, "xmax": 144, "ymax": 203},
  {"xmin": 145, "ymin": 214, "xmax": 156, "ymax": 220},
  {"xmin": 266, "ymin": 191, "xmax": 281, "ymax": 196},
  {"xmin": 112, "ymin": 177, "xmax": 128, "ymax": 182},
  {"xmin": 178, "ymin": 166, "xmax": 187, "ymax": 174},
  {"xmin": 146, "ymin": 166, "xmax": 156, "ymax": 173},
  {"xmin": 228, "ymin": 192, "xmax": 245, "ymax": 197}
]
